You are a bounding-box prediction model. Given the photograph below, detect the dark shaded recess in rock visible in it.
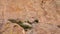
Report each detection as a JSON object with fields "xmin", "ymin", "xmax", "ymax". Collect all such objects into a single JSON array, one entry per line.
[
  {"xmin": 57, "ymin": 25, "xmax": 60, "ymax": 28},
  {"xmin": 34, "ymin": 19, "xmax": 39, "ymax": 23}
]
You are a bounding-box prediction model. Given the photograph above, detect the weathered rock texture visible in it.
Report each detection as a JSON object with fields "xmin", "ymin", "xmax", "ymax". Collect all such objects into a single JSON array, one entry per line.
[
  {"xmin": 0, "ymin": 22, "xmax": 25, "ymax": 34},
  {"xmin": 0, "ymin": 0, "xmax": 60, "ymax": 34}
]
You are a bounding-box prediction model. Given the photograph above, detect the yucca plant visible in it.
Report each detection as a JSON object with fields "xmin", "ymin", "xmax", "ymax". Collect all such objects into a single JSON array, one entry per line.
[
  {"xmin": 8, "ymin": 19, "xmax": 32, "ymax": 31},
  {"xmin": 8, "ymin": 18, "xmax": 39, "ymax": 31}
]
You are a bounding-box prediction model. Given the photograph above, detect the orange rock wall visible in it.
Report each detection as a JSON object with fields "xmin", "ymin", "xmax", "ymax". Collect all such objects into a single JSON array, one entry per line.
[{"xmin": 0, "ymin": 0, "xmax": 60, "ymax": 34}]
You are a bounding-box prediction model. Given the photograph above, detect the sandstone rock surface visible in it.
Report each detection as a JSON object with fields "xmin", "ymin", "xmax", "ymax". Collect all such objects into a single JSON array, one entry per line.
[
  {"xmin": 0, "ymin": 0, "xmax": 60, "ymax": 34},
  {"xmin": 0, "ymin": 22, "xmax": 25, "ymax": 34}
]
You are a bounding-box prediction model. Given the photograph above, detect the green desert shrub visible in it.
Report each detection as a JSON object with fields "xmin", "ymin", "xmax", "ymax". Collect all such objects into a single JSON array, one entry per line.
[{"xmin": 8, "ymin": 19, "xmax": 32, "ymax": 31}]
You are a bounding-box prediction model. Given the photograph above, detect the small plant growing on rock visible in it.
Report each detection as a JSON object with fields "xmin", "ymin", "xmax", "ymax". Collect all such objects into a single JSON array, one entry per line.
[
  {"xmin": 8, "ymin": 19, "xmax": 39, "ymax": 31},
  {"xmin": 8, "ymin": 19, "xmax": 32, "ymax": 31}
]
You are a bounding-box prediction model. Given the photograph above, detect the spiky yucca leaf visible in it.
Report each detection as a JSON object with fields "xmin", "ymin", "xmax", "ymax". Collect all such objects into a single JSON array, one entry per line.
[{"xmin": 8, "ymin": 19, "xmax": 18, "ymax": 23}]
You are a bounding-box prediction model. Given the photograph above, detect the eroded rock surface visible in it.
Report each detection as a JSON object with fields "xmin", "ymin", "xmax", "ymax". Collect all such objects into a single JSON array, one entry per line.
[
  {"xmin": 0, "ymin": 22, "xmax": 25, "ymax": 34},
  {"xmin": 0, "ymin": 0, "xmax": 60, "ymax": 34}
]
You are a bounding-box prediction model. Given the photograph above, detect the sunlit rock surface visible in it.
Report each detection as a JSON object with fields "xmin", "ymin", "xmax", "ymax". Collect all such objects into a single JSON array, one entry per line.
[
  {"xmin": 0, "ymin": 0, "xmax": 60, "ymax": 34},
  {"xmin": 0, "ymin": 22, "xmax": 25, "ymax": 34}
]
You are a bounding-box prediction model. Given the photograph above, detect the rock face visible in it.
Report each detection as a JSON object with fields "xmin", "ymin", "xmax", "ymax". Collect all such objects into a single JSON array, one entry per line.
[
  {"xmin": 0, "ymin": 22, "xmax": 25, "ymax": 34},
  {"xmin": 0, "ymin": 0, "xmax": 60, "ymax": 34}
]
